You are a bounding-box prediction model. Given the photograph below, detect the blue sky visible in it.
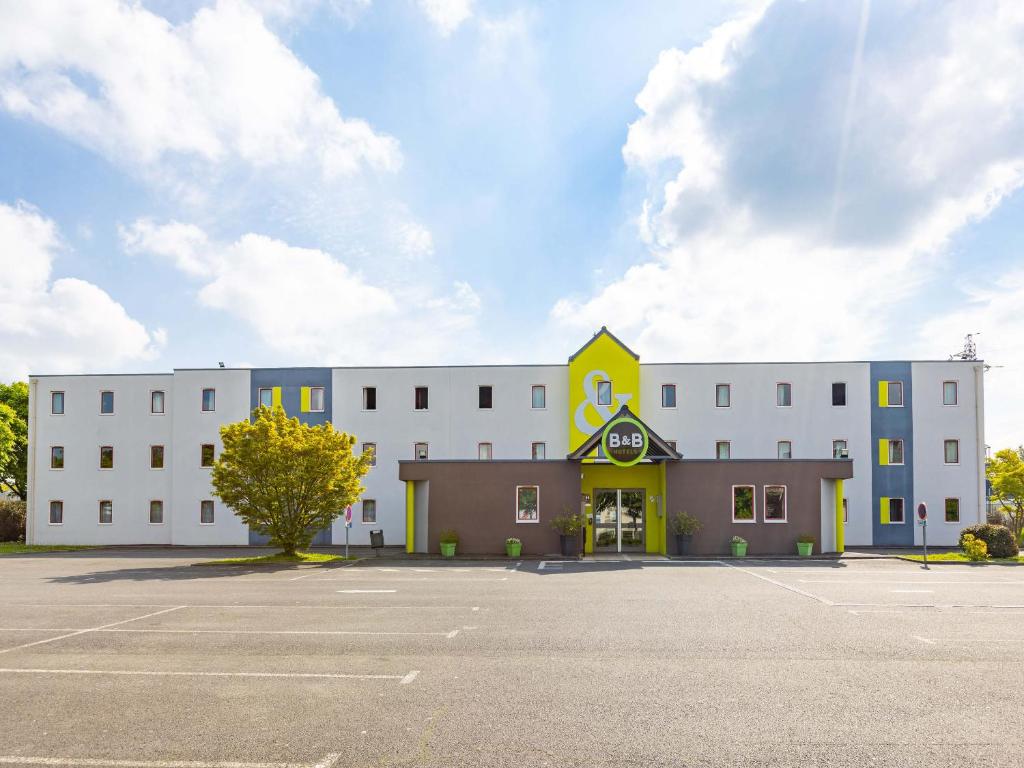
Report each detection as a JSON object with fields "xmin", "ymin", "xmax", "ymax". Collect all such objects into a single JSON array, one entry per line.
[{"xmin": 1, "ymin": 0, "xmax": 1022, "ymax": 447}]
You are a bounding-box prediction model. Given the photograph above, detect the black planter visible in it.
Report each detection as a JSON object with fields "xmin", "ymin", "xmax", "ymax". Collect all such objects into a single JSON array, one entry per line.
[
  {"xmin": 559, "ymin": 534, "xmax": 578, "ymax": 557},
  {"xmin": 675, "ymin": 533, "xmax": 693, "ymax": 555}
]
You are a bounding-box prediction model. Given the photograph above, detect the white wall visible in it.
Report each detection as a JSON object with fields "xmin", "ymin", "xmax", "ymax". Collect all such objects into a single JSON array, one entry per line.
[
  {"xmin": 911, "ymin": 362, "xmax": 985, "ymax": 546},
  {"xmin": 170, "ymin": 369, "xmax": 251, "ymax": 545},
  {"xmin": 29, "ymin": 374, "xmax": 174, "ymax": 545}
]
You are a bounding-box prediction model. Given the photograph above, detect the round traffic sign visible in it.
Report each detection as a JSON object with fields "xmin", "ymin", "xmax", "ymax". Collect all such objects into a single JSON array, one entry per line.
[{"xmin": 917, "ymin": 502, "xmax": 927, "ymax": 521}]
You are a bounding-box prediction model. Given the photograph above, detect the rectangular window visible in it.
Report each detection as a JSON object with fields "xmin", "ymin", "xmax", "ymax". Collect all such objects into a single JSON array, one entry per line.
[
  {"xmin": 888, "ymin": 439, "xmax": 904, "ymax": 465},
  {"xmin": 943, "ymin": 380, "xmax": 958, "ymax": 406},
  {"xmin": 99, "ymin": 446, "xmax": 114, "ymax": 469},
  {"xmin": 478, "ymin": 385, "xmax": 493, "ymax": 409},
  {"xmin": 516, "ymin": 485, "xmax": 540, "ymax": 524},
  {"xmin": 51, "ymin": 391, "xmax": 64, "ymax": 415},
  {"xmin": 99, "ymin": 500, "xmax": 113, "ymax": 525},
  {"xmin": 149, "ymin": 500, "xmax": 164, "ymax": 525},
  {"xmin": 201, "ymin": 388, "xmax": 216, "ymax": 412},
  {"xmin": 414, "ymin": 442, "xmax": 428, "ymax": 460},
  {"xmin": 661, "ymin": 384, "xmax": 677, "ymax": 408},
  {"xmin": 832, "ymin": 439, "xmax": 848, "ymax": 459},
  {"xmin": 200, "ymin": 500, "xmax": 215, "ymax": 524},
  {"xmin": 732, "ymin": 485, "xmax": 755, "ymax": 522},
  {"xmin": 887, "ymin": 381, "xmax": 904, "ymax": 407},
  {"xmin": 832, "ymin": 382, "xmax": 847, "ymax": 407},
  {"xmin": 764, "ymin": 485, "xmax": 787, "ymax": 522},
  {"xmin": 596, "ymin": 380, "xmax": 612, "ymax": 406},
  {"xmin": 309, "ymin": 387, "xmax": 325, "ymax": 412},
  {"xmin": 944, "ymin": 439, "xmax": 960, "ymax": 465},
  {"xmin": 842, "ymin": 498, "xmax": 849, "ymax": 524},
  {"xmin": 888, "ymin": 497, "xmax": 905, "ymax": 524},
  {"xmin": 944, "ymin": 497, "xmax": 960, "ymax": 523},
  {"xmin": 151, "ymin": 390, "xmax": 165, "ymax": 414},
  {"xmin": 478, "ymin": 442, "xmax": 492, "ymax": 460},
  {"xmin": 776, "ymin": 382, "xmax": 792, "ymax": 407},
  {"xmin": 531, "ymin": 442, "xmax": 546, "ymax": 460},
  {"xmin": 201, "ymin": 444, "xmax": 215, "ymax": 467},
  {"xmin": 716, "ymin": 441, "xmax": 731, "ymax": 460},
  {"xmin": 531, "ymin": 385, "xmax": 546, "ymax": 409},
  {"xmin": 100, "ymin": 390, "xmax": 114, "ymax": 414},
  {"xmin": 777, "ymin": 440, "xmax": 792, "ymax": 460},
  {"xmin": 50, "ymin": 446, "xmax": 64, "ymax": 470},
  {"xmin": 414, "ymin": 386, "xmax": 428, "ymax": 410},
  {"xmin": 259, "ymin": 388, "xmax": 273, "ymax": 408},
  {"xmin": 362, "ymin": 442, "xmax": 376, "ymax": 467},
  {"xmin": 363, "ymin": 387, "xmax": 376, "ymax": 411},
  {"xmin": 362, "ymin": 499, "xmax": 376, "ymax": 524},
  {"xmin": 49, "ymin": 500, "xmax": 63, "ymax": 525},
  {"xmin": 150, "ymin": 445, "xmax": 165, "ymax": 469},
  {"xmin": 716, "ymin": 384, "xmax": 731, "ymax": 408}
]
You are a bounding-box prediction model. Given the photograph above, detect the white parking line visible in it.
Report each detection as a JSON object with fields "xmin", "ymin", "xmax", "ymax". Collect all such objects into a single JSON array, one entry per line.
[
  {"xmin": 400, "ymin": 670, "xmax": 420, "ymax": 685},
  {"xmin": 336, "ymin": 589, "xmax": 396, "ymax": 594},
  {"xmin": 799, "ymin": 579, "xmax": 1021, "ymax": 585},
  {"xmin": 719, "ymin": 561, "xmax": 834, "ymax": 605},
  {"xmin": 0, "ymin": 606, "xmax": 186, "ymax": 655},
  {"xmin": 891, "ymin": 590, "xmax": 935, "ymax": 593},
  {"xmin": 913, "ymin": 636, "xmax": 937, "ymax": 645},
  {"xmin": 0, "ymin": 668, "xmax": 415, "ymax": 682},
  {"xmin": 0, "ymin": 754, "xmax": 341, "ymax": 768},
  {"xmin": 0, "ymin": 628, "xmax": 459, "ymax": 638}
]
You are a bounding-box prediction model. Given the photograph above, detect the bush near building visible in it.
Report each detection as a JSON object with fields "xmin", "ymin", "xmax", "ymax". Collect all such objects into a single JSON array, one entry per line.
[
  {"xmin": 0, "ymin": 499, "xmax": 26, "ymax": 542},
  {"xmin": 959, "ymin": 524, "xmax": 1019, "ymax": 559}
]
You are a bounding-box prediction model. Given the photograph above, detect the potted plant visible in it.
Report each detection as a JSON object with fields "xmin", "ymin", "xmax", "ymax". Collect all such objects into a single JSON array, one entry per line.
[
  {"xmin": 550, "ymin": 509, "xmax": 585, "ymax": 557},
  {"xmin": 505, "ymin": 536, "xmax": 522, "ymax": 558},
  {"xmin": 439, "ymin": 529, "xmax": 459, "ymax": 558},
  {"xmin": 796, "ymin": 534, "xmax": 815, "ymax": 557},
  {"xmin": 730, "ymin": 535, "xmax": 748, "ymax": 557},
  {"xmin": 670, "ymin": 511, "xmax": 703, "ymax": 555}
]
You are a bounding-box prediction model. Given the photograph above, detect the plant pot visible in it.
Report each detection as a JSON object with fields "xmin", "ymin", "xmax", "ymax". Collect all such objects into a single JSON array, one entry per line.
[
  {"xmin": 505, "ymin": 542, "xmax": 522, "ymax": 558},
  {"xmin": 675, "ymin": 533, "xmax": 693, "ymax": 555},
  {"xmin": 559, "ymin": 534, "xmax": 578, "ymax": 557},
  {"xmin": 797, "ymin": 542, "xmax": 813, "ymax": 557},
  {"xmin": 439, "ymin": 542, "xmax": 456, "ymax": 558},
  {"xmin": 730, "ymin": 541, "xmax": 748, "ymax": 557}
]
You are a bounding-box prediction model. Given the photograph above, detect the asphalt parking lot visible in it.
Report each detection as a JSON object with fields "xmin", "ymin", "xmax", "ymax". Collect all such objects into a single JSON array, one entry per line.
[{"xmin": 0, "ymin": 551, "xmax": 1022, "ymax": 767}]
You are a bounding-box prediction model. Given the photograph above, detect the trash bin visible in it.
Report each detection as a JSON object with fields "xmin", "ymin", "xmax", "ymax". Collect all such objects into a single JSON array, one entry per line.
[{"xmin": 370, "ymin": 529, "xmax": 384, "ymax": 555}]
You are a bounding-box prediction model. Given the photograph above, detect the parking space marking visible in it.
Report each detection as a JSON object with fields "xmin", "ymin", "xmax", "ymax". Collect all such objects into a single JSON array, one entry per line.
[
  {"xmin": 0, "ymin": 668, "xmax": 417, "ymax": 682},
  {"xmin": 0, "ymin": 754, "xmax": 341, "ymax": 768},
  {"xmin": 0, "ymin": 627, "xmax": 460, "ymax": 638},
  {"xmin": 913, "ymin": 636, "xmax": 937, "ymax": 645},
  {"xmin": 891, "ymin": 590, "xmax": 935, "ymax": 593},
  {"xmin": 337, "ymin": 589, "xmax": 396, "ymax": 593},
  {"xmin": 718, "ymin": 561, "xmax": 834, "ymax": 605},
  {"xmin": 0, "ymin": 606, "xmax": 186, "ymax": 656},
  {"xmin": 798, "ymin": 579, "xmax": 1021, "ymax": 585}
]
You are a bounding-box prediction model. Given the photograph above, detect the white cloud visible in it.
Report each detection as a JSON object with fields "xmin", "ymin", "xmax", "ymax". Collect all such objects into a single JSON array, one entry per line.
[
  {"xmin": 553, "ymin": 0, "xmax": 1024, "ymax": 381},
  {"xmin": 416, "ymin": 0, "xmax": 473, "ymax": 36},
  {"xmin": 0, "ymin": 0, "xmax": 400, "ymax": 183},
  {"xmin": 0, "ymin": 202, "xmax": 163, "ymax": 378},
  {"xmin": 122, "ymin": 219, "xmax": 482, "ymax": 363}
]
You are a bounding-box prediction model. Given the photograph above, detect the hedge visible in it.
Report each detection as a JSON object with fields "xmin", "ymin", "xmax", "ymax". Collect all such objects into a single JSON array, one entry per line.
[
  {"xmin": 0, "ymin": 499, "xmax": 26, "ymax": 542},
  {"xmin": 959, "ymin": 523, "xmax": 1019, "ymax": 559}
]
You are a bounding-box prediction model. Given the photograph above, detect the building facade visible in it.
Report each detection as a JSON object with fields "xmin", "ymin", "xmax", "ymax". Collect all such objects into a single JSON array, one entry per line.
[{"xmin": 26, "ymin": 328, "xmax": 986, "ymax": 552}]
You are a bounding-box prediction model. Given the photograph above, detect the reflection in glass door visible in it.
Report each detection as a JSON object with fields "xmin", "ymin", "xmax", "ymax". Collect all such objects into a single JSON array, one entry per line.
[{"xmin": 593, "ymin": 489, "xmax": 645, "ymax": 553}]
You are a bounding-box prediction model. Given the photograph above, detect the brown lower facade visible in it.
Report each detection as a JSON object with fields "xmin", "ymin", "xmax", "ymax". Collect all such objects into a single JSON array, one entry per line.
[{"xmin": 398, "ymin": 458, "xmax": 853, "ymax": 557}]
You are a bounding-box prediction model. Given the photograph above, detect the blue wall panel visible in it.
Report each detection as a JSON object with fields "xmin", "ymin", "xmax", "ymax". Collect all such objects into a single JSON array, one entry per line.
[{"xmin": 870, "ymin": 361, "xmax": 914, "ymax": 546}]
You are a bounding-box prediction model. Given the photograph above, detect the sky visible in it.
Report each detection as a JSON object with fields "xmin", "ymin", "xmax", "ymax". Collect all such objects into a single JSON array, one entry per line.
[{"xmin": 0, "ymin": 0, "xmax": 1023, "ymax": 448}]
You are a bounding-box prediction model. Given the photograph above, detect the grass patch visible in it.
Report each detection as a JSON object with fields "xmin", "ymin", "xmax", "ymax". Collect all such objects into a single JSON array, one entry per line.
[
  {"xmin": 194, "ymin": 551, "xmax": 358, "ymax": 566},
  {"xmin": 900, "ymin": 552, "xmax": 1024, "ymax": 564},
  {"xmin": 0, "ymin": 543, "xmax": 97, "ymax": 555}
]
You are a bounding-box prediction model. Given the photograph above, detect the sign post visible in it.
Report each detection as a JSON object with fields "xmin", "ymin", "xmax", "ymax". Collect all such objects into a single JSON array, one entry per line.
[
  {"xmin": 917, "ymin": 502, "xmax": 928, "ymax": 570},
  {"xmin": 344, "ymin": 505, "xmax": 353, "ymax": 559}
]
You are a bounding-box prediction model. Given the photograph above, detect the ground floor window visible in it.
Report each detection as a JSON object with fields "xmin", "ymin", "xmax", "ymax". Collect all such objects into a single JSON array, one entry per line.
[
  {"xmin": 732, "ymin": 485, "xmax": 754, "ymax": 522},
  {"xmin": 516, "ymin": 485, "xmax": 539, "ymax": 523},
  {"xmin": 885, "ymin": 497, "xmax": 905, "ymax": 524},
  {"xmin": 362, "ymin": 499, "xmax": 376, "ymax": 523},
  {"xmin": 200, "ymin": 500, "xmax": 215, "ymax": 525},
  {"xmin": 531, "ymin": 442, "xmax": 546, "ymax": 460},
  {"xmin": 764, "ymin": 485, "xmax": 787, "ymax": 522},
  {"xmin": 49, "ymin": 500, "xmax": 63, "ymax": 525},
  {"xmin": 99, "ymin": 500, "xmax": 113, "ymax": 525},
  {"xmin": 150, "ymin": 500, "xmax": 164, "ymax": 524},
  {"xmin": 944, "ymin": 497, "xmax": 960, "ymax": 523}
]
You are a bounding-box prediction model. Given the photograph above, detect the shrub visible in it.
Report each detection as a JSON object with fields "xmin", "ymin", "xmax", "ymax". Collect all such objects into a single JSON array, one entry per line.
[
  {"xmin": 505, "ymin": 537, "xmax": 521, "ymax": 546},
  {"xmin": 439, "ymin": 529, "xmax": 459, "ymax": 545},
  {"xmin": 0, "ymin": 499, "xmax": 26, "ymax": 542},
  {"xmin": 670, "ymin": 511, "xmax": 702, "ymax": 536},
  {"xmin": 797, "ymin": 533, "xmax": 816, "ymax": 544},
  {"xmin": 961, "ymin": 534, "xmax": 988, "ymax": 562},
  {"xmin": 550, "ymin": 511, "xmax": 585, "ymax": 535},
  {"xmin": 960, "ymin": 524, "xmax": 1019, "ymax": 559},
  {"xmin": 731, "ymin": 535, "xmax": 747, "ymax": 545}
]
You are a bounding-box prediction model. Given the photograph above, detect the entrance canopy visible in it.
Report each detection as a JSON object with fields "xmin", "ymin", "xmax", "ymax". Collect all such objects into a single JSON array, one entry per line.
[{"xmin": 567, "ymin": 404, "xmax": 681, "ymax": 464}]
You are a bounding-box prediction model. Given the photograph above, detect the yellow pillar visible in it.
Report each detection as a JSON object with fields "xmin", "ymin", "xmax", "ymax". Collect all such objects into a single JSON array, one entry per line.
[
  {"xmin": 835, "ymin": 478, "xmax": 845, "ymax": 554},
  {"xmin": 405, "ymin": 481, "xmax": 415, "ymax": 553}
]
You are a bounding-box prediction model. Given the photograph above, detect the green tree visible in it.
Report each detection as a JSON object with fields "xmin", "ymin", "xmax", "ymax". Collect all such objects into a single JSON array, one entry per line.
[
  {"xmin": 0, "ymin": 383, "xmax": 28, "ymax": 500},
  {"xmin": 211, "ymin": 406, "xmax": 371, "ymax": 556},
  {"xmin": 987, "ymin": 447, "xmax": 1024, "ymax": 542}
]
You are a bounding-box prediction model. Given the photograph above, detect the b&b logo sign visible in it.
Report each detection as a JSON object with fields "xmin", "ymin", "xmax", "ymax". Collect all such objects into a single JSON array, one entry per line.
[{"xmin": 602, "ymin": 417, "xmax": 649, "ymax": 467}]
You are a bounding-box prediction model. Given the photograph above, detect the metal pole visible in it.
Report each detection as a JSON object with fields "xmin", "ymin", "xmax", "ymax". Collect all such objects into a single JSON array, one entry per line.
[
  {"xmin": 345, "ymin": 523, "xmax": 350, "ymax": 559},
  {"xmin": 922, "ymin": 520, "xmax": 929, "ymax": 570}
]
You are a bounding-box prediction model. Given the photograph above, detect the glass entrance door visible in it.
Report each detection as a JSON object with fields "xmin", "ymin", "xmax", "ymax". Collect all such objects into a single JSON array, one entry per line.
[{"xmin": 593, "ymin": 489, "xmax": 645, "ymax": 553}]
